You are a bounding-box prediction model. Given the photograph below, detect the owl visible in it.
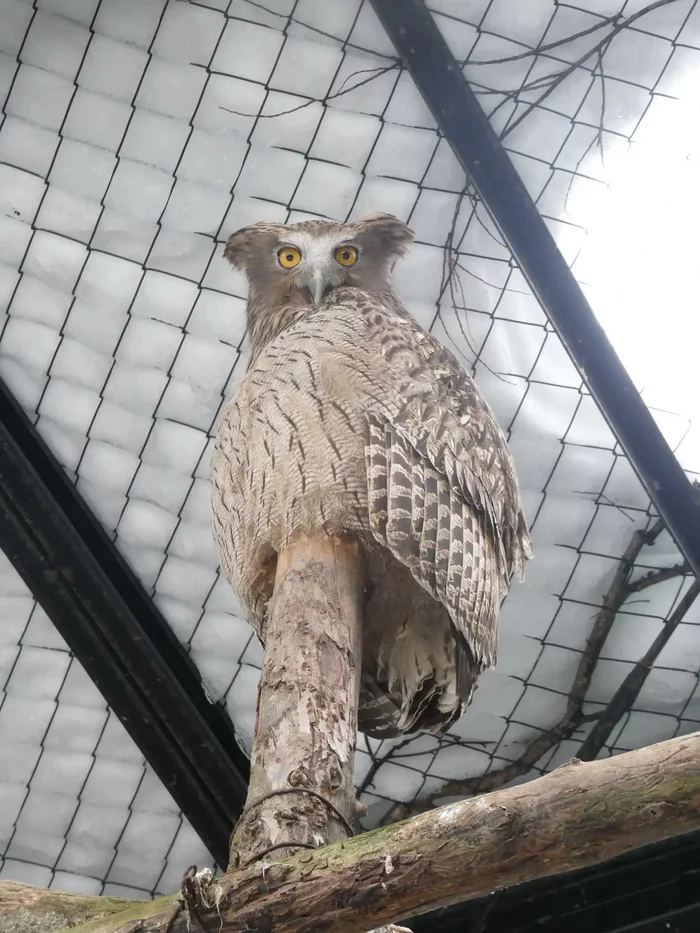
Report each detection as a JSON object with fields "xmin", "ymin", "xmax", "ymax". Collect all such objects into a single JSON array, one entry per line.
[{"xmin": 211, "ymin": 212, "xmax": 531, "ymax": 738}]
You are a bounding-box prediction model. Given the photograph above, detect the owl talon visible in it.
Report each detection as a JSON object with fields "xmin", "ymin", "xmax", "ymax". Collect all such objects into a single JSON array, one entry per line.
[{"xmin": 354, "ymin": 798, "xmax": 368, "ymax": 818}]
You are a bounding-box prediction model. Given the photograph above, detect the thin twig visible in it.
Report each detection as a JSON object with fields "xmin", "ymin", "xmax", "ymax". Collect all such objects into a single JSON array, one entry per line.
[
  {"xmin": 359, "ymin": 736, "xmax": 420, "ymax": 796},
  {"xmin": 435, "ymin": 187, "xmax": 515, "ymax": 385},
  {"xmin": 441, "ymin": 191, "xmax": 487, "ymax": 368},
  {"xmin": 461, "ymin": 12, "xmax": 622, "ymax": 66},
  {"xmin": 220, "ymin": 63, "xmax": 399, "ymax": 120},
  {"xmin": 596, "ymin": 46, "xmax": 608, "ymax": 159},
  {"xmin": 627, "ymin": 564, "xmax": 690, "ymax": 594},
  {"xmin": 239, "ymin": 0, "xmax": 396, "ymax": 60},
  {"xmin": 498, "ymin": 0, "xmax": 683, "ymax": 139}
]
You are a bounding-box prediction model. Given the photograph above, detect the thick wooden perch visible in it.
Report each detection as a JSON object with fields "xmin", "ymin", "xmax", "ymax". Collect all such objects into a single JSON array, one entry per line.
[
  {"xmin": 4, "ymin": 731, "xmax": 700, "ymax": 933},
  {"xmin": 229, "ymin": 532, "xmax": 364, "ymax": 866}
]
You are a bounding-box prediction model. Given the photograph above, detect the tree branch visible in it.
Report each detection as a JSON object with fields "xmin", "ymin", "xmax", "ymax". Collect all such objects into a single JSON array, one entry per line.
[
  {"xmin": 0, "ymin": 883, "xmax": 138, "ymax": 933},
  {"xmin": 626, "ymin": 563, "xmax": 690, "ymax": 594},
  {"xmin": 577, "ymin": 576, "xmax": 700, "ymax": 760},
  {"xmin": 228, "ymin": 532, "xmax": 364, "ymax": 868},
  {"xmin": 5, "ymin": 731, "xmax": 700, "ymax": 933}
]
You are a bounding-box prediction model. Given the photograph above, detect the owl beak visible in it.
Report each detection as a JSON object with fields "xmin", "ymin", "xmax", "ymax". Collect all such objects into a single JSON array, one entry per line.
[{"xmin": 309, "ymin": 267, "xmax": 328, "ymax": 308}]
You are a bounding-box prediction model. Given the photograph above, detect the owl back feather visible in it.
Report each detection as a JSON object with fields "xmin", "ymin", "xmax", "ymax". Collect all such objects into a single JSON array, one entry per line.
[
  {"xmin": 359, "ymin": 412, "xmax": 499, "ymax": 736},
  {"xmin": 213, "ymin": 213, "xmax": 531, "ymax": 740}
]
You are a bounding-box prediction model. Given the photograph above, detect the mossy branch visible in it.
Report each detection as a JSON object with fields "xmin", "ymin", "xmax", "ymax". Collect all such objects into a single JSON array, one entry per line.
[
  {"xmin": 3, "ymin": 732, "xmax": 700, "ymax": 933},
  {"xmin": 0, "ymin": 883, "xmax": 141, "ymax": 933}
]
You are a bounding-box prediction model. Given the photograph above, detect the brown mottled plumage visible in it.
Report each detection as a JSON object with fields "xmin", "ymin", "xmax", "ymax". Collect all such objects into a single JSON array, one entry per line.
[{"xmin": 211, "ymin": 213, "xmax": 531, "ymax": 738}]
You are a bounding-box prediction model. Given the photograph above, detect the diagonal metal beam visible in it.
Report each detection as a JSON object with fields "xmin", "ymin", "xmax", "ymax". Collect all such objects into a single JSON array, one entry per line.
[
  {"xmin": 370, "ymin": 0, "xmax": 700, "ymax": 578},
  {"xmin": 0, "ymin": 377, "xmax": 249, "ymax": 868}
]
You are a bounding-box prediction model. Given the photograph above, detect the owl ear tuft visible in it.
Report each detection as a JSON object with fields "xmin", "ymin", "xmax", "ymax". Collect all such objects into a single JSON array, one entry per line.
[
  {"xmin": 356, "ymin": 212, "xmax": 414, "ymax": 257},
  {"xmin": 224, "ymin": 222, "xmax": 281, "ymax": 272}
]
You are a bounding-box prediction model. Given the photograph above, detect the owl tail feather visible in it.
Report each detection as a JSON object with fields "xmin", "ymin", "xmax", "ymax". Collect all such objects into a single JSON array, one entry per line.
[{"xmin": 358, "ymin": 671, "xmax": 464, "ymax": 739}]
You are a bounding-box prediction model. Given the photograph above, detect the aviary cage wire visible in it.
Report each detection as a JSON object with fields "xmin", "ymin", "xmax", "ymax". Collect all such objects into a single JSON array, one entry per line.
[{"xmin": 0, "ymin": 0, "xmax": 698, "ymax": 897}]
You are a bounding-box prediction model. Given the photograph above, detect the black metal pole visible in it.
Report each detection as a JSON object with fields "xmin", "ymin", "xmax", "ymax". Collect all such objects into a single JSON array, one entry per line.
[
  {"xmin": 370, "ymin": 0, "xmax": 700, "ymax": 577},
  {"xmin": 0, "ymin": 378, "xmax": 249, "ymax": 868}
]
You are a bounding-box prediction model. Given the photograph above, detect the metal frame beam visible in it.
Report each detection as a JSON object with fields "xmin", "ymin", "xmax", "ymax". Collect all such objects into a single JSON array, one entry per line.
[
  {"xmin": 0, "ymin": 378, "xmax": 249, "ymax": 868},
  {"xmin": 370, "ymin": 0, "xmax": 700, "ymax": 577}
]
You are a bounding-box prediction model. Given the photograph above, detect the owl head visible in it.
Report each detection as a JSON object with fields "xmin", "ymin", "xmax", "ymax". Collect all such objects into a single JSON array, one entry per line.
[{"xmin": 224, "ymin": 212, "xmax": 414, "ymax": 307}]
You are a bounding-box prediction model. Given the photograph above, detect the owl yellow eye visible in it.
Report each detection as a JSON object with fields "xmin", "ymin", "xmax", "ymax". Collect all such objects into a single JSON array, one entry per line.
[
  {"xmin": 278, "ymin": 247, "xmax": 302, "ymax": 268},
  {"xmin": 335, "ymin": 246, "xmax": 358, "ymax": 267}
]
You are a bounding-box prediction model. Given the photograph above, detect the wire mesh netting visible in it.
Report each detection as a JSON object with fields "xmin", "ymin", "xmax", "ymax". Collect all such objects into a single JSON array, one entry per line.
[
  {"xmin": 0, "ymin": 554, "xmax": 213, "ymax": 895},
  {"xmin": 1, "ymin": 0, "xmax": 699, "ymax": 895}
]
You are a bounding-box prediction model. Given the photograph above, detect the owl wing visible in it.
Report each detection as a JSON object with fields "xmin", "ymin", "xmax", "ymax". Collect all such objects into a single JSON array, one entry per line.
[{"xmin": 321, "ymin": 294, "xmax": 531, "ymax": 672}]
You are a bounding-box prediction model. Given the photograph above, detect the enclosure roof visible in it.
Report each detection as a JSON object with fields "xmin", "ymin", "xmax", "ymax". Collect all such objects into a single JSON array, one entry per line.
[{"xmin": 0, "ymin": 0, "xmax": 699, "ymax": 929}]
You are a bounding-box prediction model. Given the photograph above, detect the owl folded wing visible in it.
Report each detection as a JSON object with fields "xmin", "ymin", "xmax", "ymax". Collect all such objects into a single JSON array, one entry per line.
[{"xmin": 319, "ymin": 310, "xmax": 531, "ymax": 668}]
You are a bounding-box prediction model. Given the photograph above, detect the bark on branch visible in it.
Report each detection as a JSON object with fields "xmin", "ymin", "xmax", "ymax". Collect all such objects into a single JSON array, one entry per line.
[
  {"xmin": 4, "ymin": 731, "xmax": 700, "ymax": 933},
  {"xmin": 228, "ymin": 532, "xmax": 364, "ymax": 868},
  {"xmin": 0, "ymin": 883, "xmax": 137, "ymax": 933}
]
